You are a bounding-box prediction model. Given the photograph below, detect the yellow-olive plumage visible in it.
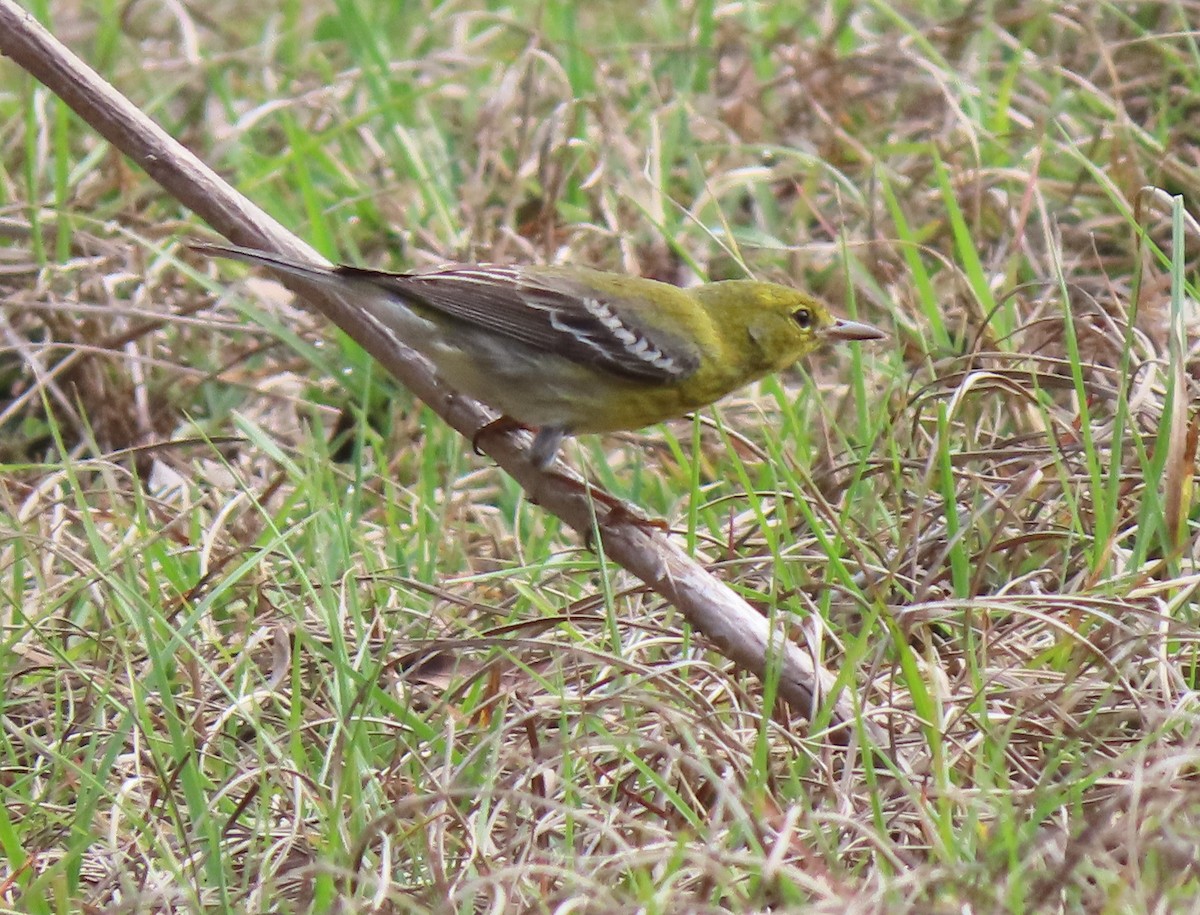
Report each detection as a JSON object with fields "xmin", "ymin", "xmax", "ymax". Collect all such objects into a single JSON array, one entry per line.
[{"xmin": 193, "ymin": 243, "xmax": 884, "ymax": 467}]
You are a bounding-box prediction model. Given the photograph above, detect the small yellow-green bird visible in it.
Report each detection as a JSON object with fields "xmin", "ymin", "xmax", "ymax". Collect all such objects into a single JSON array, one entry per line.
[{"xmin": 192, "ymin": 243, "xmax": 884, "ymax": 468}]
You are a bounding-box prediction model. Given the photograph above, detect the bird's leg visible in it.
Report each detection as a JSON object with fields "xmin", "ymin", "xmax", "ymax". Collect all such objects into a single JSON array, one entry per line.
[
  {"xmin": 538, "ymin": 429, "xmax": 670, "ymax": 532},
  {"xmin": 472, "ymin": 420, "xmax": 563, "ymax": 471},
  {"xmin": 473, "ymin": 419, "xmax": 668, "ymax": 533},
  {"xmin": 530, "ymin": 426, "xmax": 565, "ymax": 470},
  {"xmin": 472, "ymin": 415, "xmax": 528, "ymax": 456}
]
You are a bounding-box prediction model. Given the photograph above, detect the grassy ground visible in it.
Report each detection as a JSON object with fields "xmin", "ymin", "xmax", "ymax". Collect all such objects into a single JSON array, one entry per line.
[{"xmin": 2, "ymin": 0, "xmax": 1199, "ymax": 911}]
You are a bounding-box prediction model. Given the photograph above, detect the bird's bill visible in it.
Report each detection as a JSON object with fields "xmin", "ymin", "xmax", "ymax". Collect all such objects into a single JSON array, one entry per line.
[{"xmin": 823, "ymin": 318, "xmax": 886, "ymax": 342}]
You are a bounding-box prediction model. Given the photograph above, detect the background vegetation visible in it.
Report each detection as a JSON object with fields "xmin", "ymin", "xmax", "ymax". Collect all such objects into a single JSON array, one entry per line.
[{"xmin": 2, "ymin": 0, "xmax": 1199, "ymax": 911}]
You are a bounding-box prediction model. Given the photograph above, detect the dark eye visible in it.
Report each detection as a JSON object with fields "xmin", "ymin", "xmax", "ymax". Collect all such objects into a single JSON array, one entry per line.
[{"xmin": 793, "ymin": 308, "xmax": 813, "ymax": 330}]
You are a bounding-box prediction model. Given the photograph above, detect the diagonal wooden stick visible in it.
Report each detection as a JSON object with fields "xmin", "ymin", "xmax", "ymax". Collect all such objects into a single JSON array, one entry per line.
[{"xmin": 0, "ymin": 0, "xmax": 891, "ymax": 756}]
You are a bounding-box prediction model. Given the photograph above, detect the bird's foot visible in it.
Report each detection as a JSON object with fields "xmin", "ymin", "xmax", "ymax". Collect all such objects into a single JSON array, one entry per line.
[
  {"xmin": 472, "ymin": 415, "xmax": 528, "ymax": 456},
  {"xmin": 601, "ymin": 500, "xmax": 671, "ymax": 533},
  {"xmin": 555, "ymin": 474, "xmax": 670, "ymax": 534},
  {"xmin": 472, "ymin": 419, "xmax": 566, "ymax": 471}
]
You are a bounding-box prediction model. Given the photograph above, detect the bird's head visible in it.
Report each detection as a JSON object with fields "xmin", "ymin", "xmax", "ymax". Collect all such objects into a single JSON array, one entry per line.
[{"xmin": 695, "ymin": 281, "xmax": 885, "ymax": 373}]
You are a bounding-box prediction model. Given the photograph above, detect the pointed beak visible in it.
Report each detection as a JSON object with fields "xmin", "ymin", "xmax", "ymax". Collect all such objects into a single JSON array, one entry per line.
[{"xmin": 823, "ymin": 318, "xmax": 886, "ymax": 342}]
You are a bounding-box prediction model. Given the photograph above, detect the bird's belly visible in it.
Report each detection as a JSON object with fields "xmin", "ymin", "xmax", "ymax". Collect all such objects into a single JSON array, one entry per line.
[{"xmin": 424, "ymin": 333, "xmax": 694, "ymax": 433}]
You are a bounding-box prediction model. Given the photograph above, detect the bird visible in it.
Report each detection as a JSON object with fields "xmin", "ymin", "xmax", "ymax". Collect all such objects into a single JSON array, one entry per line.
[{"xmin": 191, "ymin": 243, "xmax": 884, "ymax": 469}]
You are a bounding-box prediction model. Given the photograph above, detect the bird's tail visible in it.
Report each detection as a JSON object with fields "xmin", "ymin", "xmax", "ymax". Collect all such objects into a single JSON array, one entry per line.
[{"xmin": 189, "ymin": 242, "xmax": 346, "ymax": 289}]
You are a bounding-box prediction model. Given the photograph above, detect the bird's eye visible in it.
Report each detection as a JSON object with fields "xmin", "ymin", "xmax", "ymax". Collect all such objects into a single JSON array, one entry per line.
[{"xmin": 793, "ymin": 308, "xmax": 813, "ymax": 330}]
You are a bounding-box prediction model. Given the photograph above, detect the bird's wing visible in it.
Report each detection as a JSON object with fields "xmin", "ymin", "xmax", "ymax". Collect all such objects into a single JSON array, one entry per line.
[{"xmin": 338, "ymin": 264, "xmax": 701, "ymax": 383}]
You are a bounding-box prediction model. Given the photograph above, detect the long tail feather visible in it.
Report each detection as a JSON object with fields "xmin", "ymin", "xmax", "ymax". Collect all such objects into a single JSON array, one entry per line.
[{"xmin": 189, "ymin": 242, "xmax": 346, "ymax": 284}]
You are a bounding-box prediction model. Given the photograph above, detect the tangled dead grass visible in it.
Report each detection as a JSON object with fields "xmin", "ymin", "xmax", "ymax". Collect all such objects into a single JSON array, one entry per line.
[{"xmin": 2, "ymin": 1, "xmax": 1200, "ymax": 911}]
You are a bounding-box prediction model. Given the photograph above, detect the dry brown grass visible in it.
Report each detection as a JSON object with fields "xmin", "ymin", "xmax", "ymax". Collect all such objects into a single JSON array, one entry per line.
[{"xmin": 3, "ymin": 1, "xmax": 1200, "ymax": 912}]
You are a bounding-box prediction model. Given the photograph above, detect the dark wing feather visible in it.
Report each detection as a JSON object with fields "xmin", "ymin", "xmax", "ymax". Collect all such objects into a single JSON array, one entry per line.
[{"xmin": 336, "ymin": 264, "xmax": 700, "ymax": 383}]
